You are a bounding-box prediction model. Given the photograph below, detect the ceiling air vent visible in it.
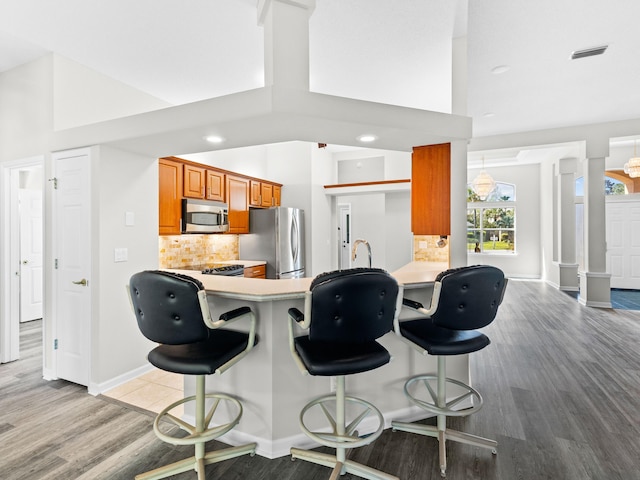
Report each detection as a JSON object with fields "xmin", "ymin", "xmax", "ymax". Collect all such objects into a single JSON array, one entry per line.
[{"xmin": 571, "ymin": 45, "xmax": 608, "ymax": 60}]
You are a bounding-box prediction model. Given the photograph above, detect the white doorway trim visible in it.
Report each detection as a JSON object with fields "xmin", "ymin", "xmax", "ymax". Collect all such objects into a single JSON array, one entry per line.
[
  {"xmin": 0, "ymin": 155, "xmax": 45, "ymax": 364},
  {"xmin": 337, "ymin": 203, "xmax": 351, "ymax": 270}
]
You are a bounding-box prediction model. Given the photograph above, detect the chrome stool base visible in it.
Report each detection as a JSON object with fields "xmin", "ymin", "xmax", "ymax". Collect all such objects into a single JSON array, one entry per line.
[
  {"xmin": 392, "ymin": 360, "xmax": 497, "ymax": 478},
  {"xmin": 136, "ymin": 375, "xmax": 256, "ymax": 480},
  {"xmin": 292, "ymin": 376, "xmax": 398, "ymax": 480}
]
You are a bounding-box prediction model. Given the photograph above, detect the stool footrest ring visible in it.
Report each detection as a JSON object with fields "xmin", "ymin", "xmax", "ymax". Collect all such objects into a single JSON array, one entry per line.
[
  {"xmin": 299, "ymin": 394, "xmax": 384, "ymax": 449},
  {"xmin": 403, "ymin": 374, "xmax": 483, "ymax": 417},
  {"xmin": 153, "ymin": 392, "xmax": 243, "ymax": 446}
]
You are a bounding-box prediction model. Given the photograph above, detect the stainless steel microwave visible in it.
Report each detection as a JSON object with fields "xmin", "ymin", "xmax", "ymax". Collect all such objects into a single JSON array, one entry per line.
[{"xmin": 182, "ymin": 199, "xmax": 229, "ymax": 233}]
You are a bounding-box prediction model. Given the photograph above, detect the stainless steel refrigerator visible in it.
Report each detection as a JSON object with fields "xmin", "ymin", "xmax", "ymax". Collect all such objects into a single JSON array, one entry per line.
[{"xmin": 239, "ymin": 207, "xmax": 305, "ymax": 279}]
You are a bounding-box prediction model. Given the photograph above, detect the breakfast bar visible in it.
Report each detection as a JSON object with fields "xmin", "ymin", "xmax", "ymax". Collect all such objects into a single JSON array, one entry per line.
[{"xmin": 170, "ymin": 261, "xmax": 468, "ymax": 459}]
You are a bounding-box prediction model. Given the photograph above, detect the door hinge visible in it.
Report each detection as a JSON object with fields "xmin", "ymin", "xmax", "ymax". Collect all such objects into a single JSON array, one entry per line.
[
  {"xmin": 54, "ymin": 259, "xmax": 59, "ymax": 269},
  {"xmin": 48, "ymin": 177, "xmax": 58, "ymax": 189},
  {"xmin": 54, "ymin": 339, "xmax": 58, "ymax": 350}
]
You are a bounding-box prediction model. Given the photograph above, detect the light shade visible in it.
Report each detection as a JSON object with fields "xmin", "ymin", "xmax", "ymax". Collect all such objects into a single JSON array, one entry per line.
[
  {"xmin": 472, "ymin": 170, "xmax": 497, "ymax": 200},
  {"xmin": 624, "ymin": 157, "xmax": 640, "ymax": 178}
]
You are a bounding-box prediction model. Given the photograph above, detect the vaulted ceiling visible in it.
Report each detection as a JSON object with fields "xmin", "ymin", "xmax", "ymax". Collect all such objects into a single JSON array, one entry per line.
[{"xmin": 1, "ymin": 0, "xmax": 639, "ymax": 150}]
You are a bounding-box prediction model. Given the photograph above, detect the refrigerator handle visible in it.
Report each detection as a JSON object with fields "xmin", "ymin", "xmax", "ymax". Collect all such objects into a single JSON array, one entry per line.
[{"xmin": 291, "ymin": 214, "xmax": 299, "ymax": 263}]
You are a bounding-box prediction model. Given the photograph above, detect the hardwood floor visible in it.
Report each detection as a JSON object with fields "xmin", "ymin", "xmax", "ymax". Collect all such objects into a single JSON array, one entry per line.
[{"xmin": 1, "ymin": 280, "xmax": 639, "ymax": 479}]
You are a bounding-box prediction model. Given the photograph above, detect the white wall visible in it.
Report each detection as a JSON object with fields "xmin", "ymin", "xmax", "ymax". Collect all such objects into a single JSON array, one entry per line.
[
  {"xmin": 181, "ymin": 145, "xmax": 269, "ymax": 179},
  {"xmin": 310, "ymin": 145, "xmax": 335, "ymax": 275},
  {"xmin": 93, "ymin": 145, "xmax": 158, "ymax": 388},
  {"xmin": 467, "ymin": 163, "xmax": 542, "ymax": 278},
  {"xmin": 52, "ymin": 54, "xmax": 171, "ymax": 131},
  {"xmin": 385, "ymin": 192, "xmax": 413, "ymax": 271},
  {"xmin": 0, "ymin": 55, "xmax": 52, "ymax": 162}
]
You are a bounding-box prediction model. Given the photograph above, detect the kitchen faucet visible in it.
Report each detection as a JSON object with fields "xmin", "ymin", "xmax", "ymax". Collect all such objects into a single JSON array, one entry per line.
[{"xmin": 351, "ymin": 239, "xmax": 372, "ymax": 268}]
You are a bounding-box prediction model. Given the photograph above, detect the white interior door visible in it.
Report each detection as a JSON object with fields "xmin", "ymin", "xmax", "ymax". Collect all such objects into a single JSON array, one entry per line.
[
  {"xmin": 606, "ymin": 198, "xmax": 640, "ymax": 289},
  {"xmin": 19, "ymin": 189, "xmax": 43, "ymax": 322},
  {"xmin": 53, "ymin": 149, "xmax": 91, "ymax": 386}
]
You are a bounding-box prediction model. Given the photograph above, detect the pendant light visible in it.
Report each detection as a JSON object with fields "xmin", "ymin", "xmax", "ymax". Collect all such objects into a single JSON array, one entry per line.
[
  {"xmin": 471, "ymin": 157, "xmax": 496, "ymax": 200},
  {"xmin": 623, "ymin": 140, "xmax": 640, "ymax": 178}
]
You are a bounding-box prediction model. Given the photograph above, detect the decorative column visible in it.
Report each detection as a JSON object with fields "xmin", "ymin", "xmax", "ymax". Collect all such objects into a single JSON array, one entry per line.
[
  {"xmin": 579, "ymin": 139, "xmax": 611, "ymax": 307},
  {"xmin": 557, "ymin": 157, "xmax": 579, "ymax": 291},
  {"xmin": 258, "ymin": 0, "xmax": 315, "ymax": 91},
  {"xmin": 450, "ymin": 139, "xmax": 468, "ymax": 268}
]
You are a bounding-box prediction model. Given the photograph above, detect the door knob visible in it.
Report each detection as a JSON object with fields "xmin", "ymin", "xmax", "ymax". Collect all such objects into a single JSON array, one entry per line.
[
  {"xmin": 22, "ymin": 260, "xmax": 28, "ymax": 264},
  {"xmin": 72, "ymin": 278, "xmax": 88, "ymax": 286}
]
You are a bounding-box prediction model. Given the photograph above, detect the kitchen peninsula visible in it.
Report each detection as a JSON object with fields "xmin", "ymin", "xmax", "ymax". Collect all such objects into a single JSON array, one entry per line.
[{"xmin": 169, "ymin": 261, "xmax": 469, "ymax": 459}]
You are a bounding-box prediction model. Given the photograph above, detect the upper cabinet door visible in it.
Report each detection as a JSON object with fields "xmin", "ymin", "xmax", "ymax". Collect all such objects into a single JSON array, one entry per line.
[
  {"xmin": 261, "ymin": 182, "xmax": 274, "ymax": 207},
  {"xmin": 273, "ymin": 185, "xmax": 281, "ymax": 206},
  {"xmin": 249, "ymin": 180, "xmax": 262, "ymax": 207},
  {"xmin": 184, "ymin": 164, "xmax": 206, "ymax": 198},
  {"xmin": 227, "ymin": 175, "xmax": 250, "ymax": 234},
  {"xmin": 411, "ymin": 143, "xmax": 451, "ymax": 235},
  {"xmin": 206, "ymin": 170, "xmax": 225, "ymax": 202},
  {"xmin": 159, "ymin": 158, "xmax": 183, "ymax": 235}
]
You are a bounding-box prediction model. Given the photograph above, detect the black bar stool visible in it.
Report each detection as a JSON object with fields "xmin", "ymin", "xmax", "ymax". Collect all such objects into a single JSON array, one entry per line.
[
  {"xmin": 287, "ymin": 268, "xmax": 403, "ymax": 480},
  {"xmin": 128, "ymin": 270, "xmax": 259, "ymax": 480},
  {"xmin": 392, "ymin": 265, "xmax": 507, "ymax": 478}
]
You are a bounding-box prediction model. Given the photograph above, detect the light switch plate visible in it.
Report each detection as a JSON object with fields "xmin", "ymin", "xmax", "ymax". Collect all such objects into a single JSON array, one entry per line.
[
  {"xmin": 114, "ymin": 248, "xmax": 128, "ymax": 262},
  {"xmin": 125, "ymin": 211, "xmax": 135, "ymax": 226}
]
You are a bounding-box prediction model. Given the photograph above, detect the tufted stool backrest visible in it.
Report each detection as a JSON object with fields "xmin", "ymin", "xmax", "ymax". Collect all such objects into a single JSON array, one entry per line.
[
  {"xmin": 129, "ymin": 270, "xmax": 210, "ymax": 345},
  {"xmin": 308, "ymin": 268, "xmax": 399, "ymax": 343},
  {"xmin": 431, "ymin": 265, "xmax": 506, "ymax": 331}
]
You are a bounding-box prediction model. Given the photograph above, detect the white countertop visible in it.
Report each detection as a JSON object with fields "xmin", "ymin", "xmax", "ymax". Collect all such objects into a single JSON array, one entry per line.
[{"xmin": 169, "ymin": 261, "xmax": 448, "ymax": 301}]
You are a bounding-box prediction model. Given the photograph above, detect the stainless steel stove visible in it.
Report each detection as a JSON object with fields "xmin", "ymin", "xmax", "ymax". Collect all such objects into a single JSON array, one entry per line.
[{"xmin": 187, "ymin": 263, "xmax": 245, "ymax": 276}]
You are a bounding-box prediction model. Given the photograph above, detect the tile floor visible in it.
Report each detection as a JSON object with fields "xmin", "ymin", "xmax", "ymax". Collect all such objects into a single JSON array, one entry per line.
[{"xmin": 103, "ymin": 368, "xmax": 184, "ymax": 414}]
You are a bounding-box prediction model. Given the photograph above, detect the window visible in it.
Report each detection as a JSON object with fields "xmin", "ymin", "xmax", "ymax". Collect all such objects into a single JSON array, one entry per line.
[
  {"xmin": 575, "ymin": 175, "xmax": 627, "ymax": 196},
  {"xmin": 467, "ymin": 182, "xmax": 516, "ymax": 254}
]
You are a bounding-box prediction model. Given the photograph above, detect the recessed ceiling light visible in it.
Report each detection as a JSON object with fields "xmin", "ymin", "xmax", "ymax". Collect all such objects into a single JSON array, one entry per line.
[
  {"xmin": 483, "ymin": 112, "xmax": 496, "ymax": 118},
  {"xmin": 357, "ymin": 134, "xmax": 377, "ymax": 143},
  {"xmin": 204, "ymin": 135, "xmax": 225, "ymax": 144},
  {"xmin": 491, "ymin": 65, "xmax": 510, "ymax": 75},
  {"xmin": 571, "ymin": 45, "xmax": 608, "ymax": 60}
]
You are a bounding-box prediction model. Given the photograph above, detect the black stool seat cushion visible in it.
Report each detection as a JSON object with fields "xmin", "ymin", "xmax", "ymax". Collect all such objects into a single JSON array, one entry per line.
[
  {"xmin": 399, "ymin": 319, "xmax": 490, "ymax": 356},
  {"xmin": 149, "ymin": 329, "xmax": 257, "ymax": 375},
  {"xmin": 294, "ymin": 337, "xmax": 391, "ymax": 376}
]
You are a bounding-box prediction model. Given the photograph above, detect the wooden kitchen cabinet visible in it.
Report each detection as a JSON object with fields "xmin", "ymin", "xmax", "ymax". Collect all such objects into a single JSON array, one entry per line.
[
  {"xmin": 273, "ymin": 185, "xmax": 281, "ymax": 206},
  {"xmin": 251, "ymin": 180, "xmax": 281, "ymax": 207},
  {"xmin": 184, "ymin": 165, "xmax": 225, "ymax": 202},
  {"xmin": 226, "ymin": 174, "xmax": 250, "ymax": 234},
  {"xmin": 183, "ymin": 164, "xmax": 206, "ymax": 198},
  {"xmin": 159, "ymin": 158, "xmax": 183, "ymax": 235},
  {"xmin": 206, "ymin": 170, "xmax": 225, "ymax": 201},
  {"xmin": 159, "ymin": 156, "xmax": 281, "ymax": 235},
  {"xmin": 411, "ymin": 143, "xmax": 451, "ymax": 235},
  {"xmin": 244, "ymin": 264, "xmax": 266, "ymax": 278},
  {"xmin": 250, "ymin": 180, "xmax": 262, "ymax": 207},
  {"xmin": 261, "ymin": 182, "xmax": 274, "ymax": 207}
]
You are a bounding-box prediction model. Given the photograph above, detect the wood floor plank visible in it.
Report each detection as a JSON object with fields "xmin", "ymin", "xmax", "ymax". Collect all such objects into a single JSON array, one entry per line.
[{"xmin": 1, "ymin": 280, "xmax": 640, "ymax": 479}]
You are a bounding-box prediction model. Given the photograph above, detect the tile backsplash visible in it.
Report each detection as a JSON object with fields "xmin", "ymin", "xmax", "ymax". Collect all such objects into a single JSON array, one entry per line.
[
  {"xmin": 413, "ymin": 235, "xmax": 450, "ymax": 263},
  {"xmin": 159, "ymin": 234, "xmax": 239, "ymax": 268}
]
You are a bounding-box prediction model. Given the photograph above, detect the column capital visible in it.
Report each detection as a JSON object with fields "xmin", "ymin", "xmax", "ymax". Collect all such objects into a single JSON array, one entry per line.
[
  {"xmin": 258, "ymin": 0, "xmax": 316, "ymax": 26},
  {"xmin": 558, "ymin": 157, "xmax": 577, "ymax": 174}
]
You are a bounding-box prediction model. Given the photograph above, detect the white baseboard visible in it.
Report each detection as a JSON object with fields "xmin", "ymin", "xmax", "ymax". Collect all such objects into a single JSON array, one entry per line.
[
  {"xmin": 89, "ymin": 363, "xmax": 155, "ymax": 396},
  {"xmin": 42, "ymin": 368, "xmax": 57, "ymax": 381}
]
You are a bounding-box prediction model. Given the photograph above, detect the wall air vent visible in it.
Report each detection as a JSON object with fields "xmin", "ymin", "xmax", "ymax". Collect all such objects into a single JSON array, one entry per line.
[{"xmin": 571, "ymin": 45, "xmax": 608, "ymax": 60}]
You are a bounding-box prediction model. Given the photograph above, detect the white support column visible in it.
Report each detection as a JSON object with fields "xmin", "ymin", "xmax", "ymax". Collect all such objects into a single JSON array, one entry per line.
[
  {"xmin": 258, "ymin": 0, "xmax": 315, "ymax": 91},
  {"xmin": 450, "ymin": 139, "xmax": 468, "ymax": 268},
  {"xmin": 579, "ymin": 139, "xmax": 611, "ymax": 307},
  {"xmin": 557, "ymin": 157, "xmax": 578, "ymax": 291}
]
